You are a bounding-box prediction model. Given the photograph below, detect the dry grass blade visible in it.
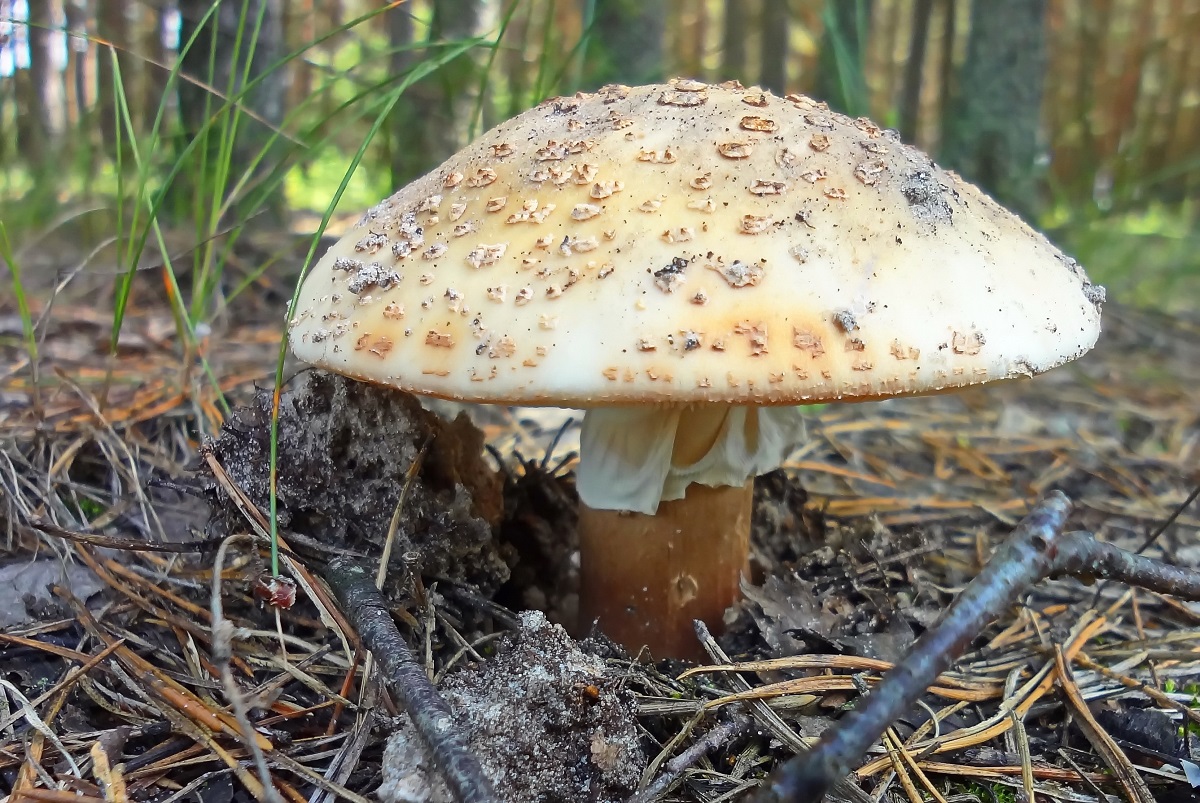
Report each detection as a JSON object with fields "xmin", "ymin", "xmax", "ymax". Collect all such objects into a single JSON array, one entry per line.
[{"xmin": 1053, "ymin": 646, "xmax": 1155, "ymax": 803}]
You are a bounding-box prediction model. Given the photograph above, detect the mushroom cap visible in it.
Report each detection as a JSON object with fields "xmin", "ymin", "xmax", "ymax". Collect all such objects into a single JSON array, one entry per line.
[{"xmin": 288, "ymin": 80, "xmax": 1105, "ymax": 408}]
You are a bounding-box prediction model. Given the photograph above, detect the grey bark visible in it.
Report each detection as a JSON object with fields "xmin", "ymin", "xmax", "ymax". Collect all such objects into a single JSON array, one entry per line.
[
  {"xmin": 899, "ymin": 0, "xmax": 935, "ymax": 142},
  {"xmin": 759, "ymin": 0, "xmax": 789, "ymax": 94},
  {"xmin": 941, "ymin": 0, "xmax": 1049, "ymax": 219},
  {"xmin": 387, "ymin": 0, "xmax": 488, "ymax": 187},
  {"xmin": 814, "ymin": 0, "xmax": 873, "ymax": 116},
  {"xmin": 174, "ymin": 0, "xmax": 287, "ymax": 221},
  {"xmin": 720, "ymin": 0, "xmax": 750, "ymax": 85},
  {"xmin": 584, "ymin": 0, "xmax": 667, "ymax": 87},
  {"xmin": 95, "ymin": 0, "xmax": 131, "ymax": 152},
  {"xmin": 23, "ymin": 0, "xmax": 65, "ymax": 163}
]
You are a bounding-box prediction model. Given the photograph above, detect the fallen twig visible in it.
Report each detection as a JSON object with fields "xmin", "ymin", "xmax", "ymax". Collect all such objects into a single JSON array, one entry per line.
[
  {"xmin": 321, "ymin": 556, "xmax": 499, "ymax": 803},
  {"xmin": 751, "ymin": 490, "xmax": 1200, "ymax": 801},
  {"xmin": 630, "ymin": 713, "xmax": 749, "ymax": 803}
]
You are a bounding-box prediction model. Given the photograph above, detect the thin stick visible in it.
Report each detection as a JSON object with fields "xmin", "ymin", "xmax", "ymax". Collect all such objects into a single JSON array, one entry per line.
[
  {"xmin": 752, "ymin": 492, "xmax": 1073, "ymax": 802},
  {"xmin": 321, "ymin": 557, "xmax": 498, "ymax": 803},
  {"xmin": 630, "ymin": 714, "xmax": 749, "ymax": 803}
]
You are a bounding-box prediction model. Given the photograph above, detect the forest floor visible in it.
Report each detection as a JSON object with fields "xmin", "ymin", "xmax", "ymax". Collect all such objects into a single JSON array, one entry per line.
[{"xmin": 2, "ymin": 250, "xmax": 1200, "ymax": 803}]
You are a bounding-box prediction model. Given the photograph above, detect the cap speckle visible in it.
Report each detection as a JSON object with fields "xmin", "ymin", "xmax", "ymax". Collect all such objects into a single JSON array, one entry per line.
[
  {"xmin": 658, "ymin": 89, "xmax": 707, "ymax": 107},
  {"xmin": 415, "ymin": 194, "xmax": 442, "ymax": 213},
  {"xmin": 637, "ymin": 147, "xmax": 677, "ymax": 164},
  {"xmin": 710, "ymin": 258, "xmax": 764, "ymax": 287},
  {"xmin": 735, "ymin": 321, "xmax": 768, "ymax": 355},
  {"xmin": 739, "ymin": 214, "xmax": 772, "ymax": 234},
  {"xmin": 590, "ymin": 181, "xmax": 625, "ymax": 199},
  {"xmin": 809, "ymin": 134, "xmax": 831, "ymax": 151},
  {"xmin": 572, "ymin": 203, "xmax": 603, "ymax": 221},
  {"xmin": 1082, "ymin": 283, "xmax": 1106, "ymax": 306},
  {"xmin": 345, "ymin": 263, "xmax": 401, "ymax": 294},
  {"xmin": 574, "ymin": 163, "xmax": 599, "ymax": 184},
  {"xmin": 740, "ymin": 116, "xmax": 778, "ymax": 133},
  {"xmin": 832, "ymin": 310, "xmax": 858, "ymax": 333},
  {"xmin": 854, "ymin": 160, "xmax": 887, "ymax": 186},
  {"xmin": 718, "ymin": 141, "xmax": 755, "ymax": 159},
  {"xmin": 749, "ymin": 179, "xmax": 786, "ymax": 196},
  {"xmin": 425, "ymin": 330, "xmax": 454, "ymax": 348},
  {"xmin": 901, "ymin": 170, "xmax": 954, "ymax": 225},
  {"xmin": 660, "ymin": 227, "xmax": 694, "ymax": 243},
  {"xmin": 354, "ymin": 232, "xmax": 389, "ymax": 253},
  {"xmin": 466, "ymin": 243, "xmax": 507, "ymax": 269},
  {"xmin": 653, "ymin": 257, "xmax": 689, "ymax": 293},
  {"xmin": 890, "ymin": 340, "xmax": 919, "ymax": 360},
  {"xmin": 468, "ymin": 167, "xmax": 498, "ymax": 187},
  {"xmin": 561, "ymin": 236, "xmax": 598, "ymax": 255},
  {"xmin": 793, "ymin": 329, "xmax": 825, "ymax": 356},
  {"xmin": 952, "ymin": 330, "xmax": 985, "ymax": 355}
]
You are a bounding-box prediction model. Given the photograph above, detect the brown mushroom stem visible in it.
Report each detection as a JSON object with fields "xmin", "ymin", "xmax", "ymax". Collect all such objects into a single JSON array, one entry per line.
[{"xmin": 578, "ymin": 481, "xmax": 753, "ymax": 661}]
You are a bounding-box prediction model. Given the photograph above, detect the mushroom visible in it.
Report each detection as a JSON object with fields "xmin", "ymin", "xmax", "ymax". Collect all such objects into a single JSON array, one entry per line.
[{"xmin": 288, "ymin": 79, "xmax": 1105, "ymax": 659}]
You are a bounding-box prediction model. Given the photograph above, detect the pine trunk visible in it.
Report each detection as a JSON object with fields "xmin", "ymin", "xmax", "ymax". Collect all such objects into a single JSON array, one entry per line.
[{"xmin": 941, "ymin": 0, "xmax": 1049, "ymax": 219}]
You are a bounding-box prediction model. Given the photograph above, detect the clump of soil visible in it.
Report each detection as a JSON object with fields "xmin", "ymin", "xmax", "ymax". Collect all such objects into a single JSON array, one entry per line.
[
  {"xmin": 378, "ymin": 610, "xmax": 646, "ymax": 803},
  {"xmin": 199, "ymin": 369, "xmax": 511, "ymax": 592}
]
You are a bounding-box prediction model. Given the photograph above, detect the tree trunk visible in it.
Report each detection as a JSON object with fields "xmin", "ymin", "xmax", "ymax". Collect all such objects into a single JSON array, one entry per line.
[
  {"xmin": 385, "ymin": 3, "xmax": 416, "ymax": 187},
  {"xmin": 141, "ymin": 3, "xmax": 173, "ymax": 136},
  {"xmin": 720, "ymin": 0, "xmax": 750, "ymax": 86},
  {"xmin": 814, "ymin": 0, "xmax": 873, "ymax": 115},
  {"xmin": 95, "ymin": 0, "xmax": 132, "ymax": 154},
  {"xmin": 173, "ymin": 0, "xmax": 288, "ymax": 222},
  {"xmin": 941, "ymin": 0, "xmax": 1048, "ymax": 219},
  {"xmin": 387, "ymin": 0, "xmax": 488, "ymax": 188},
  {"xmin": 759, "ymin": 0, "xmax": 789, "ymax": 93},
  {"xmin": 899, "ymin": 0, "xmax": 935, "ymax": 142},
  {"xmin": 584, "ymin": 0, "xmax": 667, "ymax": 87},
  {"xmin": 24, "ymin": 0, "xmax": 66, "ymax": 164}
]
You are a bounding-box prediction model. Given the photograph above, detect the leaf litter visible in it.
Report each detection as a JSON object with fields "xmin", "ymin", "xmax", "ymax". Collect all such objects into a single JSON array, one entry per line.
[{"xmin": 2, "ymin": 264, "xmax": 1200, "ymax": 803}]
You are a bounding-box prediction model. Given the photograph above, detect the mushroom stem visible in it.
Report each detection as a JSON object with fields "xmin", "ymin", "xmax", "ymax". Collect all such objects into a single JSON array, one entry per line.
[{"xmin": 578, "ymin": 481, "xmax": 753, "ymax": 660}]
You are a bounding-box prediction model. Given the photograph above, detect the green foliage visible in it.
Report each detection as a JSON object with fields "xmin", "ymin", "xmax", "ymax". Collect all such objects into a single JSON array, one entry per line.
[{"xmin": 1048, "ymin": 202, "xmax": 1199, "ymax": 315}]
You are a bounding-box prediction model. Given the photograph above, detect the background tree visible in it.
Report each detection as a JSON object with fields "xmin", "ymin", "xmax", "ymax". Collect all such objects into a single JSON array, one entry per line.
[
  {"xmin": 759, "ymin": 0, "xmax": 789, "ymax": 93},
  {"xmin": 174, "ymin": 0, "xmax": 287, "ymax": 222},
  {"xmin": 940, "ymin": 0, "xmax": 1049, "ymax": 219},
  {"xmin": 385, "ymin": 0, "xmax": 491, "ymax": 188},
  {"xmin": 583, "ymin": 0, "xmax": 667, "ymax": 87},
  {"xmin": 814, "ymin": 0, "xmax": 873, "ymax": 115},
  {"xmin": 719, "ymin": 0, "xmax": 750, "ymax": 86}
]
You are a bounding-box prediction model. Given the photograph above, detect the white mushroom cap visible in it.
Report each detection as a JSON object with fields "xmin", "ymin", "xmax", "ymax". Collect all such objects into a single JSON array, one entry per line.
[{"xmin": 288, "ymin": 79, "xmax": 1105, "ymax": 512}]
